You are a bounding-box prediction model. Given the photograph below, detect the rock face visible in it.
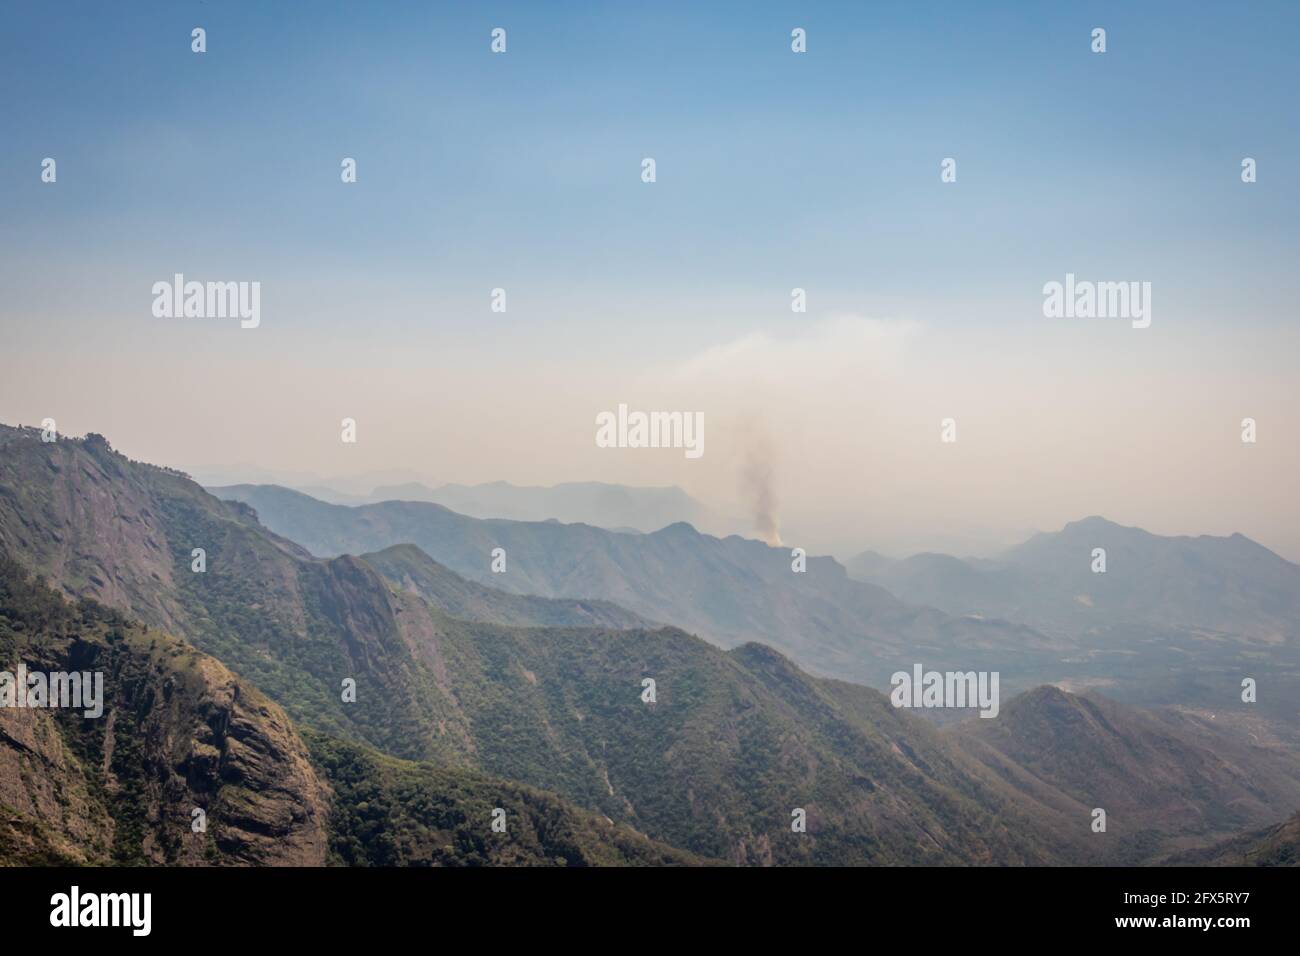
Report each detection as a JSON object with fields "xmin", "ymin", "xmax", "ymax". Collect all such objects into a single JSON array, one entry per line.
[
  {"xmin": 0, "ymin": 425, "xmax": 453, "ymax": 763},
  {"xmin": 0, "ymin": 427, "xmax": 190, "ymax": 631},
  {"xmin": 0, "ymin": 703, "xmax": 110, "ymax": 864},
  {"xmin": 0, "ymin": 555, "xmax": 330, "ymax": 865},
  {"xmin": 3, "ymin": 424, "xmax": 1296, "ymax": 867},
  {"xmin": 0, "ymin": 556, "xmax": 704, "ymax": 868}
]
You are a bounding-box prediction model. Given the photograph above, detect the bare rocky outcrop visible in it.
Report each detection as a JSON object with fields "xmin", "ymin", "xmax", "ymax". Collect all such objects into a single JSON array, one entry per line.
[
  {"xmin": 0, "ymin": 555, "xmax": 330, "ymax": 866},
  {"xmin": 0, "ymin": 704, "xmax": 111, "ymax": 863}
]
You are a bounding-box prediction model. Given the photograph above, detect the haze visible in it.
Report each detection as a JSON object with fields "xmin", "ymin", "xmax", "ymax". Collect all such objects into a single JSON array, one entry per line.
[{"xmin": 2, "ymin": 0, "xmax": 1297, "ymax": 560}]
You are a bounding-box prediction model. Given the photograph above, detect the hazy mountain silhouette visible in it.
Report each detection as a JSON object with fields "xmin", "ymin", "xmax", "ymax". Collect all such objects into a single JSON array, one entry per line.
[
  {"xmin": 362, "ymin": 480, "xmax": 739, "ymax": 536},
  {"xmin": 3, "ymin": 424, "xmax": 1296, "ymax": 866},
  {"xmin": 845, "ymin": 517, "xmax": 1300, "ymax": 720},
  {"xmin": 848, "ymin": 516, "xmax": 1300, "ymax": 643},
  {"xmin": 208, "ymin": 483, "xmax": 1062, "ymax": 691}
]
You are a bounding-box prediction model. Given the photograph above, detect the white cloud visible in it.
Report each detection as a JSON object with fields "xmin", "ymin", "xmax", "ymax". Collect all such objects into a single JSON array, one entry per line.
[{"xmin": 660, "ymin": 314, "xmax": 915, "ymax": 400}]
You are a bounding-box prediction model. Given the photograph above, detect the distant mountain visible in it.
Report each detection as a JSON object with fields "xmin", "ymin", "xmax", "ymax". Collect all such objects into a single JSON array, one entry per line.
[
  {"xmin": 842, "ymin": 549, "xmax": 894, "ymax": 578},
  {"xmin": 361, "ymin": 543, "xmax": 654, "ymax": 631},
  {"xmin": 0, "ymin": 426, "xmax": 1074, "ymax": 863},
  {"xmin": 207, "ymin": 483, "xmax": 1061, "ymax": 691},
  {"xmin": 5, "ymin": 425, "xmax": 1296, "ymax": 866},
  {"xmin": 845, "ymin": 517, "xmax": 1300, "ymax": 718},
  {"xmin": 278, "ymin": 480, "xmax": 739, "ymax": 536},
  {"xmin": 849, "ymin": 516, "xmax": 1300, "ymax": 644},
  {"xmin": 294, "ymin": 486, "xmax": 374, "ymax": 506},
  {"xmin": 189, "ymin": 467, "xmax": 433, "ymax": 503}
]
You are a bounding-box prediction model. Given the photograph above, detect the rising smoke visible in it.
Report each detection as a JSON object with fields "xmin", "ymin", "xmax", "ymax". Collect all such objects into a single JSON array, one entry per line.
[{"xmin": 741, "ymin": 430, "xmax": 782, "ymax": 547}]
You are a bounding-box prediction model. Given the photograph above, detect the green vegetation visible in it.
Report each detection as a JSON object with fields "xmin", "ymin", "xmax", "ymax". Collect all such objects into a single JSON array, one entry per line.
[
  {"xmin": 0, "ymin": 555, "xmax": 323, "ymax": 866},
  {"xmin": 363, "ymin": 543, "xmax": 650, "ymax": 630},
  {"xmin": 4, "ymin": 427, "xmax": 1297, "ymax": 868},
  {"xmin": 308, "ymin": 732, "xmax": 699, "ymax": 867},
  {"xmin": 0, "ymin": 556, "xmax": 701, "ymax": 868}
]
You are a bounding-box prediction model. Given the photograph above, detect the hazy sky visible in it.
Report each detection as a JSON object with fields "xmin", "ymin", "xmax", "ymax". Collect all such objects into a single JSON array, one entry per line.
[{"xmin": 2, "ymin": 1, "xmax": 1298, "ymax": 560}]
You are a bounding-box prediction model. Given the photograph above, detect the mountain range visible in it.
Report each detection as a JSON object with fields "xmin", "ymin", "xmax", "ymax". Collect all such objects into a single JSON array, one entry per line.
[
  {"xmin": 846, "ymin": 519, "xmax": 1300, "ymax": 723},
  {"xmin": 2, "ymin": 423, "xmax": 1297, "ymax": 866},
  {"xmin": 209, "ymin": 483, "xmax": 1300, "ymax": 722},
  {"xmin": 203, "ymin": 477, "xmax": 733, "ymax": 537},
  {"xmin": 206, "ymin": 483, "xmax": 1062, "ymax": 694},
  {"xmin": 366, "ymin": 480, "xmax": 730, "ymax": 535},
  {"xmin": 846, "ymin": 517, "xmax": 1300, "ymax": 644}
]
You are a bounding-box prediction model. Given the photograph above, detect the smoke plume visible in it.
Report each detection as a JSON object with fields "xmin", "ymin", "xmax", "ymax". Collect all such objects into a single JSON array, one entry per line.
[{"xmin": 741, "ymin": 431, "xmax": 782, "ymax": 547}]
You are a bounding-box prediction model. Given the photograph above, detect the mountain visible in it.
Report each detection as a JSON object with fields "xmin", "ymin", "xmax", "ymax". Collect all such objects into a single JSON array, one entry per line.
[
  {"xmin": 0, "ymin": 555, "xmax": 697, "ymax": 867},
  {"xmin": 361, "ymin": 543, "xmax": 653, "ymax": 630},
  {"xmin": 1004, "ymin": 517, "xmax": 1300, "ymax": 640},
  {"xmin": 0, "ymin": 425, "xmax": 1075, "ymax": 863},
  {"xmin": 335, "ymin": 613, "xmax": 1093, "ymax": 865},
  {"xmin": 357, "ymin": 480, "xmax": 733, "ymax": 536},
  {"xmin": 850, "ymin": 517, "xmax": 1300, "ymax": 644},
  {"xmin": 1163, "ymin": 811, "xmax": 1300, "ymax": 866},
  {"xmin": 0, "ymin": 427, "xmax": 461, "ymax": 761},
  {"xmin": 5, "ymin": 425, "xmax": 1296, "ymax": 866},
  {"xmin": 207, "ymin": 483, "xmax": 1061, "ymax": 692},
  {"xmin": 0, "ymin": 554, "xmax": 331, "ymax": 865},
  {"xmin": 294, "ymin": 486, "xmax": 374, "ymax": 506},
  {"xmin": 954, "ymin": 686, "xmax": 1300, "ymax": 862},
  {"xmin": 842, "ymin": 549, "xmax": 894, "ymax": 579},
  {"xmin": 306, "ymin": 731, "xmax": 702, "ymax": 867},
  {"xmin": 846, "ymin": 518, "xmax": 1300, "ymax": 719}
]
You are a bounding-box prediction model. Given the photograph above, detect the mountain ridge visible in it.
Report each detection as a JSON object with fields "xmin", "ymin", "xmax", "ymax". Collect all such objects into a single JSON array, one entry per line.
[
  {"xmin": 210, "ymin": 482, "xmax": 1063, "ymax": 693},
  {"xmin": 4, "ymin": 424, "xmax": 1296, "ymax": 866}
]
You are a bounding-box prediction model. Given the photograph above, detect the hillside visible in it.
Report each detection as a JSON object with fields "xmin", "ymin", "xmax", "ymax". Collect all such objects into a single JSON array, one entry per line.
[
  {"xmin": 0, "ymin": 554, "xmax": 330, "ymax": 865},
  {"xmin": 0, "ymin": 426, "xmax": 1073, "ymax": 864},
  {"xmin": 0, "ymin": 425, "xmax": 465, "ymax": 762},
  {"xmin": 362, "ymin": 543, "xmax": 653, "ymax": 630},
  {"xmin": 370, "ymin": 611, "xmax": 1096, "ymax": 864},
  {"xmin": 953, "ymin": 686, "xmax": 1300, "ymax": 862},
  {"xmin": 209, "ymin": 483, "xmax": 1061, "ymax": 691},
  {"xmin": 0, "ymin": 555, "xmax": 707, "ymax": 867},
  {"xmin": 845, "ymin": 519, "xmax": 1300, "ymax": 717},
  {"xmin": 1162, "ymin": 812, "xmax": 1300, "ymax": 866},
  {"xmin": 850, "ymin": 517, "xmax": 1300, "ymax": 644},
  {"xmin": 4, "ymin": 425, "xmax": 1294, "ymax": 866},
  {"xmin": 306, "ymin": 732, "xmax": 702, "ymax": 867}
]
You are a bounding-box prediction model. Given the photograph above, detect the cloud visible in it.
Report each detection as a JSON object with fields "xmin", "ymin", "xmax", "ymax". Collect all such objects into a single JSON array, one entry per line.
[{"xmin": 662, "ymin": 315, "xmax": 915, "ymax": 401}]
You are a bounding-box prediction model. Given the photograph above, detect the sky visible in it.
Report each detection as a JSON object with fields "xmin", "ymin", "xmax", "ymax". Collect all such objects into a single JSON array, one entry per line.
[{"xmin": 2, "ymin": 1, "xmax": 1298, "ymax": 560}]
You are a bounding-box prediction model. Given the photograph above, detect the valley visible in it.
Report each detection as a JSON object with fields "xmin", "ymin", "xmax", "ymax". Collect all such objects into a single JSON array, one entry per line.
[{"xmin": 2, "ymin": 422, "xmax": 1297, "ymax": 867}]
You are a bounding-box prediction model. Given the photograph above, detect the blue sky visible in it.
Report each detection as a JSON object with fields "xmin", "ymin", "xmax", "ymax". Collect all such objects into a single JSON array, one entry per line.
[
  {"xmin": 4, "ymin": 1, "xmax": 1297, "ymax": 341},
  {"xmin": 2, "ymin": 1, "xmax": 1297, "ymax": 558}
]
